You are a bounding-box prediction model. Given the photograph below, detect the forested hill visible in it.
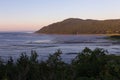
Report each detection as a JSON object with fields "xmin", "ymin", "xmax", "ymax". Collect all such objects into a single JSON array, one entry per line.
[{"xmin": 36, "ymin": 18, "xmax": 120, "ymax": 34}]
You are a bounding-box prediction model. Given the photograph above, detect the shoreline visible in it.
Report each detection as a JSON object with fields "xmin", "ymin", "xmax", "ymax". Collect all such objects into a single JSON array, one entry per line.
[{"xmin": 35, "ymin": 33, "xmax": 120, "ymax": 36}]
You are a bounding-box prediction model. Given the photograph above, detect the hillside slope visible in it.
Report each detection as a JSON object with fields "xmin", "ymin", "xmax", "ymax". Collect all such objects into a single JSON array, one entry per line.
[{"xmin": 36, "ymin": 18, "xmax": 120, "ymax": 34}]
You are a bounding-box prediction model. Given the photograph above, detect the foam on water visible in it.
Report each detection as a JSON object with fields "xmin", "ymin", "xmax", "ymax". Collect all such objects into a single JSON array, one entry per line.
[{"xmin": 27, "ymin": 40, "xmax": 53, "ymax": 44}]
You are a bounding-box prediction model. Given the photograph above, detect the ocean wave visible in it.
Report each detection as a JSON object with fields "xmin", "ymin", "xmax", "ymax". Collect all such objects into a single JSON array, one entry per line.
[{"xmin": 26, "ymin": 40, "xmax": 53, "ymax": 44}]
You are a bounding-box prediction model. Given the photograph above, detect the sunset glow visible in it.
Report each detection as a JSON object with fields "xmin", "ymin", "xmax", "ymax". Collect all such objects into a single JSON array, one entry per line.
[{"xmin": 0, "ymin": 0, "xmax": 120, "ymax": 31}]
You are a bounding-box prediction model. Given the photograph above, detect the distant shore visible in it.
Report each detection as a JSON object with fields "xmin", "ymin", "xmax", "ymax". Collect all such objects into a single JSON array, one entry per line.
[{"xmin": 36, "ymin": 33, "xmax": 120, "ymax": 36}]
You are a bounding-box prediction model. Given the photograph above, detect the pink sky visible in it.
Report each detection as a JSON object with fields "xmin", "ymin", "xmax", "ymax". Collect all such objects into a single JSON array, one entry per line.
[
  {"xmin": 0, "ymin": 17, "xmax": 65, "ymax": 32},
  {"xmin": 0, "ymin": 26, "xmax": 39, "ymax": 32},
  {"xmin": 0, "ymin": 24, "xmax": 43, "ymax": 32},
  {"xmin": 0, "ymin": 20, "xmax": 51, "ymax": 32},
  {"xmin": 1, "ymin": 0, "xmax": 120, "ymax": 32}
]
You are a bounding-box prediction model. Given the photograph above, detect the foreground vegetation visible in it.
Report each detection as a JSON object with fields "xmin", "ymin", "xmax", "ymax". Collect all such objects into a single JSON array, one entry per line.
[{"xmin": 0, "ymin": 48, "xmax": 120, "ymax": 80}]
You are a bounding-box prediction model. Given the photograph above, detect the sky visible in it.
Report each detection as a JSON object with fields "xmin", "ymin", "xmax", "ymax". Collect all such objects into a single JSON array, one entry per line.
[{"xmin": 0, "ymin": 0, "xmax": 120, "ymax": 32}]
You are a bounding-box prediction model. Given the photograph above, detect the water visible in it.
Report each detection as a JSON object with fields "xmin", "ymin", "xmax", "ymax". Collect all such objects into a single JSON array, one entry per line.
[{"xmin": 0, "ymin": 32, "xmax": 120, "ymax": 61}]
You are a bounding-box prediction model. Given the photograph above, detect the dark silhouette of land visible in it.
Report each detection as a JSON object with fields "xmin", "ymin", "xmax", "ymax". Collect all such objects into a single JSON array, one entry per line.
[{"xmin": 36, "ymin": 18, "xmax": 120, "ymax": 34}]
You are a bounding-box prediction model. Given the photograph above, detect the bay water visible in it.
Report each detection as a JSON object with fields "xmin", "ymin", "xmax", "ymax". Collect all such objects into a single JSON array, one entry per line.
[{"xmin": 0, "ymin": 32, "xmax": 120, "ymax": 61}]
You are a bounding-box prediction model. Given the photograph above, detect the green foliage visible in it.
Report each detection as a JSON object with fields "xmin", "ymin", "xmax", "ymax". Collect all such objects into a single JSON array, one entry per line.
[{"xmin": 0, "ymin": 48, "xmax": 120, "ymax": 80}]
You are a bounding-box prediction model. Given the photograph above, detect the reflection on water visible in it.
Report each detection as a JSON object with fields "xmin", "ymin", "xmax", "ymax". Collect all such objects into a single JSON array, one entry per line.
[{"xmin": 0, "ymin": 32, "xmax": 120, "ymax": 61}]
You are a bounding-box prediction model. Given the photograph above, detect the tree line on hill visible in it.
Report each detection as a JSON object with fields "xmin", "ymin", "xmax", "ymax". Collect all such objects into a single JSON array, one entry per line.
[
  {"xmin": 36, "ymin": 18, "xmax": 120, "ymax": 34},
  {"xmin": 0, "ymin": 48, "xmax": 120, "ymax": 80}
]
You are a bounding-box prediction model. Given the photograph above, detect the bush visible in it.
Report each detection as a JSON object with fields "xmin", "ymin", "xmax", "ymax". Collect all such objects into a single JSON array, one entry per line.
[{"xmin": 0, "ymin": 48, "xmax": 120, "ymax": 80}]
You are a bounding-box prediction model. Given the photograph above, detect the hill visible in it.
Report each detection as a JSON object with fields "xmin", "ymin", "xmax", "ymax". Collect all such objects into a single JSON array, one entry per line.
[{"xmin": 36, "ymin": 18, "xmax": 120, "ymax": 34}]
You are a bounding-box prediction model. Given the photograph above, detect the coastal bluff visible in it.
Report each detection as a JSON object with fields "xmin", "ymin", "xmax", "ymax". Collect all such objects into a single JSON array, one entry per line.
[{"xmin": 36, "ymin": 18, "xmax": 120, "ymax": 34}]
